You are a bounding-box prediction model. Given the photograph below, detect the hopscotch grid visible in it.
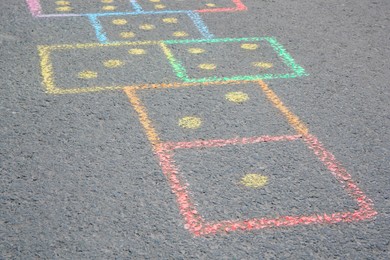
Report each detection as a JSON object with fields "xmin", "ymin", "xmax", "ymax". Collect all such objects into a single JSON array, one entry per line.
[
  {"xmin": 38, "ymin": 37, "xmax": 307, "ymax": 94},
  {"xmin": 123, "ymin": 80, "xmax": 376, "ymax": 236},
  {"xmin": 28, "ymin": 0, "xmax": 377, "ymax": 236}
]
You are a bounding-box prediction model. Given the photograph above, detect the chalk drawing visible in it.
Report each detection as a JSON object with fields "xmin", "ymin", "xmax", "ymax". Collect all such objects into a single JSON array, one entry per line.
[
  {"xmin": 112, "ymin": 18, "xmax": 128, "ymax": 25},
  {"xmin": 78, "ymin": 70, "xmax": 98, "ymax": 79},
  {"xmin": 252, "ymin": 62, "xmax": 273, "ymax": 69},
  {"xmin": 240, "ymin": 174, "xmax": 268, "ymax": 188},
  {"xmin": 123, "ymin": 80, "xmax": 377, "ymax": 236},
  {"xmin": 29, "ymin": 0, "xmax": 376, "ymax": 237},
  {"xmin": 178, "ymin": 116, "xmax": 202, "ymax": 129},
  {"xmin": 37, "ymin": 37, "xmax": 306, "ymax": 94},
  {"xmin": 163, "ymin": 37, "xmax": 308, "ymax": 83},
  {"xmin": 198, "ymin": 63, "xmax": 217, "ymax": 70},
  {"xmin": 26, "ymin": 0, "xmax": 247, "ymax": 17},
  {"xmin": 90, "ymin": 12, "xmax": 213, "ymax": 43},
  {"xmin": 225, "ymin": 91, "xmax": 249, "ymax": 103}
]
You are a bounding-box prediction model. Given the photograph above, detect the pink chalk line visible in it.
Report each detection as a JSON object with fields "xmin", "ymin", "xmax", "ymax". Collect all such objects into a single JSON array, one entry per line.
[
  {"xmin": 163, "ymin": 134, "xmax": 303, "ymax": 150},
  {"xmin": 26, "ymin": 0, "xmax": 42, "ymax": 16}
]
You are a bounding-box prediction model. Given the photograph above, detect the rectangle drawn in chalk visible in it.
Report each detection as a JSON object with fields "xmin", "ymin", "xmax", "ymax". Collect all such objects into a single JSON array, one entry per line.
[
  {"xmin": 38, "ymin": 42, "xmax": 177, "ymax": 94},
  {"xmin": 156, "ymin": 133, "xmax": 376, "ymax": 236},
  {"xmin": 96, "ymin": 13, "xmax": 204, "ymax": 43},
  {"xmin": 163, "ymin": 37, "xmax": 308, "ymax": 83},
  {"xmin": 136, "ymin": 82, "xmax": 296, "ymax": 142},
  {"xmin": 137, "ymin": 0, "xmax": 245, "ymax": 13},
  {"xmin": 28, "ymin": 0, "xmax": 135, "ymax": 16}
]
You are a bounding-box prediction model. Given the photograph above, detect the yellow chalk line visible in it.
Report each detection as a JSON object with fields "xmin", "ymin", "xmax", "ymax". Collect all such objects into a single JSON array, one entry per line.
[
  {"xmin": 45, "ymin": 81, "xmax": 250, "ymax": 95},
  {"xmin": 39, "ymin": 40, "xmax": 159, "ymax": 51},
  {"xmin": 37, "ymin": 46, "xmax": 57, "ymax": 93}
]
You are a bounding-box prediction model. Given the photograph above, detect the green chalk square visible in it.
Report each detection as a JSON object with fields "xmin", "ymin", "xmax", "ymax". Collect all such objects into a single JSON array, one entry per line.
[{"xmin": 163, "ymin": 37, "xmax": 308, "ymax": 83}]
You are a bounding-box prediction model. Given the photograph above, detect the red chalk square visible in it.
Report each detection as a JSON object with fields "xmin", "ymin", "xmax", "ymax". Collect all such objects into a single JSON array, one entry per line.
[{"xmin": 156, "ymin": 134, "xmax": 377, "ymax": 236}]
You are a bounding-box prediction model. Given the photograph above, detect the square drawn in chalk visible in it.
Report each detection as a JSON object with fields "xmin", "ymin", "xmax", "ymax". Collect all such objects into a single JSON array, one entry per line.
[
  {"xmin": 171, "ymin": 139, "xmax": 359, "ymax": 222},
  {"xmin": 163, "ymin": 37, "xmax": 308, "ymax": 83},
  {"xmin": 35, "ymin": 0, "xmax": 135, "ymax": 16},
  {"xmin": 39, "ymin": 42, "xmax": 178, "ymax": 94},
  {"xmin": 159, "ymin": 134, "xmax": 376, "ymax": 236},
  {"xmin": 98, "ymin": 13, "xmax": 203, "ymax": 43},
  {"xmin": 137, "ymin": 82, "xmax": 296, "ymax": 142},
  {"xmin": 136, "ymin": 0, "xmax": 243, "ymax": 12}
]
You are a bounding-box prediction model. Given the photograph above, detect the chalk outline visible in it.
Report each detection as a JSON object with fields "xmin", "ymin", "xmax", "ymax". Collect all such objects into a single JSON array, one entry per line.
[
  {"xmin": 124, "ymin": 80, "xmax": 377, "ymax": 236},
  {"xmin": 38, "ymin": 37, "xmax": 306, "ymax": 94},
  {"xmin": 26, "ymin": 0, "xmax": 247, "ymax": 17},
  {"xmin": 162, "ymin": 37, "xmax": 308, "ymax": 83},
  {"xmin": 89, "ymin": 11, "xmax": 214, "ymax": 44}
]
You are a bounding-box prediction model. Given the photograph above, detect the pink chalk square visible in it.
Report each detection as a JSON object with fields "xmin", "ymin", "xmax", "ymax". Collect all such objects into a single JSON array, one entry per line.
[{"xmin": 156, "ymin": 134, "xmax": 377, "ymax": 236}]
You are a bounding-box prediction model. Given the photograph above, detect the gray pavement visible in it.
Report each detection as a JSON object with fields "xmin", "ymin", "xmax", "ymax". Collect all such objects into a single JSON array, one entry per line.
[{"xmin": 1, "ymin": 0, "xmax": 389, "ymax": 258}]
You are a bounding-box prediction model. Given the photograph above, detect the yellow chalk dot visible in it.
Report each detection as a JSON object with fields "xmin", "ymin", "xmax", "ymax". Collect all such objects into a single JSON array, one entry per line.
[
  {"xmin": 56, "ymin": 6, "xmax": 72, "ymax": 11},
  {"xmin": 240, "ymin": 174, "xmax": 268, "ymax": 188},
  {"xmin": 150, "ymin": 0, "xmax": 160, "ymax": 2},
  {"xmin": 241, "ymin": 43, "xmax": 259, "ymax": 50},
  {"xmin": 101, "ymin": 0, "xmax": 114, "ymax": 3},
  {"xmin": 178, "ymin": 117, "xmax": 202, "ymax": 129},
  {"xmin": 225, "ymin": 91, "xmax": 249, "ymax": 103},
  {"xmin": 112, "ymin": 19, "xmax": 127, "ymax": 25},
  {"xmin": 154, "ymin": 4, "xmax": 166, "ymax": 9},
  {"xmin": 188, "ymin": 48, "xmax": 205, "ymax": 54},
  {"xmin": 139, "ymin": 24, "xmax": 155, "ymax": 30},
  {"xmin": 128, "ymin": 48, "xmax": 146, "ymax": 55},
  {"xmin": 162, "ymin": 17, "xmax": 178, "ymax": 23},
  {"xmin": 103, "ymin": 59, "xmax": 124, "ymax": 68},
  {"xmin": 102, "ymin": 5, "xmax": 116, "ymax": 11},
  {"xmin": 198, "ymin": 63, "xmax": 216, "ymax": 70},
  {"xmin": 120, "ymin": 32, "xmax": 135, "ymax": 38},
  {"xmin": 173, "ymin": 31, "xmax": 189, "ymax": 37},
  {"xmin": 252, "ymin": 62, "xmax": 273, "ymax": 69},
  {"xmin": 78, "ymin": 71, "xmax": 97, "ymax": 79},
  {"xmin": 206, "ymin": 3, "xmax": 216, "ymax": 7},
  {"xmin": 56, "ymin": 1, "xmax": 70, "ymax": 5}
]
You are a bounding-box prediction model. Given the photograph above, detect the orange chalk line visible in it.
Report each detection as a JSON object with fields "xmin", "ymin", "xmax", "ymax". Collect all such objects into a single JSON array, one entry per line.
[
  {"xmin": 258, "ymin": 80, "xmax": 309, "ymax": 136},
  {"xmin": 257, "ymin": 80, "xmax": 376, "ymax": 217},
  {"xmin": 124, "ymin": 87, "xmax": 202, "ymax": 233},
  {"xmin": 124, "ymin": 88, "xmax": 161, "ymax": 148}
]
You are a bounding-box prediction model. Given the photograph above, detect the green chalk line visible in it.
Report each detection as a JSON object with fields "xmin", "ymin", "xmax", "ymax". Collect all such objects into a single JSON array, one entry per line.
[
  {"xmin": 163, "ymin": 37, "xmax": 264, "ymax": 45},
  {"xmin": 181, "ymin": 73, "xmax": 302, "ymax": 83},
  {"xmin": 265, "ymin": 37, "xmax": 308, "ymax": 77}
]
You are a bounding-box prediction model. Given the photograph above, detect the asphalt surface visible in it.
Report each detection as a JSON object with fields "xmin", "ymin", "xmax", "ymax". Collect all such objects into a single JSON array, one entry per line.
[{"xmin": 1, "ymin": 0, "xmax": 390, "ymax": 258}]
